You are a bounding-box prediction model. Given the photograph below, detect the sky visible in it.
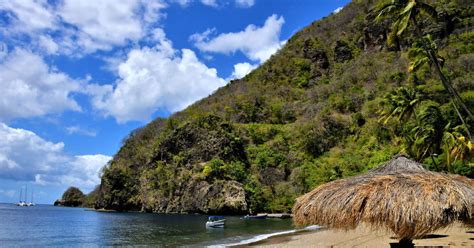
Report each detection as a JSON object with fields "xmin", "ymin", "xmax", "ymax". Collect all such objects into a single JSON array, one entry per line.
[{"xmin": 0, "ymin": 0, "xmax": 350, "ymax": 204}]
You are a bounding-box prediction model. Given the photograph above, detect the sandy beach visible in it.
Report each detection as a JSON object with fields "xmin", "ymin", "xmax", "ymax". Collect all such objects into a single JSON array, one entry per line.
[{"xmin": 245, "ymin": 223, "xmax": 474, "ymax": 247}]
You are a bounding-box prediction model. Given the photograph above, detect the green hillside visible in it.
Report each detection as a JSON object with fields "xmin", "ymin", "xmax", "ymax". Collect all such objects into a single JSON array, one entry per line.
[{"xmin": 93, "ymin": 0, "xmax": 474, "ymax": 213}]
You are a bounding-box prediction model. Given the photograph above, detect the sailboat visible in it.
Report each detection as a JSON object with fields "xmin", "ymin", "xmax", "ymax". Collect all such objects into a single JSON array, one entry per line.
[
  {"xmin": 16, "ymin": 187, "xmax": 26, "ymax": 206},
  {"xmin": 27, "ymin": 188, "xmax": 35, "ymax": 206},
  {"xmin": 16, "ymin": 185, "xmax": 34, "ymax": 206}
]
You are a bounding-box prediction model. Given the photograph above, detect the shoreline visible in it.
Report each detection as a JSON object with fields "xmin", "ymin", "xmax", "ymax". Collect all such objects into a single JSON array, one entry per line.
[
  {"xmin": 223, "ymin": 225, "xmax": 322, "ymax": 247},
  {"xmin": 237, "ymin": 223, "xmax": 473, "ymax": 247}
]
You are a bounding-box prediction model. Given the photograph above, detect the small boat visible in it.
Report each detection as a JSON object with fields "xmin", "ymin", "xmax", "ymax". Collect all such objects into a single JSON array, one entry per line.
[
  {"xmin": 243, "ymin": 214, "xmax": 267, "ymax": 220},
  {"xmin": 267, "ymin": 213, "xmax": 292, "ymax": 219},
  {"xmin": 206, "ymin": 216, "xmax": 225, "ymax": 228}
]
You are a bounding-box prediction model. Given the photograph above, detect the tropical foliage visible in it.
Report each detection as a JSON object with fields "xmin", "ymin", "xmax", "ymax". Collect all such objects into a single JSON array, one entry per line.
[{"xmin": 88, "ymin": 0, "xmax": 473, "ymax": 213}]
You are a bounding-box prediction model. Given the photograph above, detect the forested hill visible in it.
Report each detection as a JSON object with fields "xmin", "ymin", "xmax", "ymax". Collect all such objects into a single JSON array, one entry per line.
[{"xmin": 93, "ymin": 0, "xmax": 474, "ymax": 213}]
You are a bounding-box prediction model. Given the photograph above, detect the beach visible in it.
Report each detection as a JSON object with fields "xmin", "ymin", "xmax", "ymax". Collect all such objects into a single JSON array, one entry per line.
[{"xmin": 245, "ymin": 223, "xmax": 474, "ymax": 247}]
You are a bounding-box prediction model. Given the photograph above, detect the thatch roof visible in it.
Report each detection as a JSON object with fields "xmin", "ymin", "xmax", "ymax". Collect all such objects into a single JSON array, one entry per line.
[{"xmin": 293, "ymin": 155, "xmax": 474, "ymax": 240}]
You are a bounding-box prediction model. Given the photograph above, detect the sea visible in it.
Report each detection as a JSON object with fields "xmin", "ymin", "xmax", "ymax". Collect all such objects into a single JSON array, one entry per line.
[{"xmin": 0, "ymin": 203, "xmax": 317, "ymax": 247}]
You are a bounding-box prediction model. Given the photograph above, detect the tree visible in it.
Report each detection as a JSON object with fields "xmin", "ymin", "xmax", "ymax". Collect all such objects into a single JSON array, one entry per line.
[
  {"xmin": 379, "ymin": 86, "xmax": 422, "ymax": 125},
  {"xmin": 407, "ymin": 104, "xmax": 445, "ymax": 161},
  {"xmin": 442, "ymin": 123, "xmax": 473, "ymax": 172},
  {"xmin": 376, "ymin": 0, "xmax": 473, "ymax": 137},
  {"xmin": 408, "ymin": 35, "xmax": 472, "ymax": 139}
]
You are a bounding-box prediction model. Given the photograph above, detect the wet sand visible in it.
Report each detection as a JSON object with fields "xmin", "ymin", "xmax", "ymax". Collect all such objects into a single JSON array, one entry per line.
[{"xmin": 244, "ymin": 223, "xmax": 474, "ymax": 247}]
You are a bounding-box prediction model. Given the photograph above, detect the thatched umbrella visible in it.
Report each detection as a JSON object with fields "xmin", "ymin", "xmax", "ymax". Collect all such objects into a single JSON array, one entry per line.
[{"xmin": 293, "ymin": 155, "xmax": 474, "ymax": 247}]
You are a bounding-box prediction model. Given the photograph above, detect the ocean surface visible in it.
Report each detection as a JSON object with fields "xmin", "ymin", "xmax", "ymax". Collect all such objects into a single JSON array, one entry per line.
[{"xmin": 0, "ymin": 203, "xmax": 298, "ymax": 247}]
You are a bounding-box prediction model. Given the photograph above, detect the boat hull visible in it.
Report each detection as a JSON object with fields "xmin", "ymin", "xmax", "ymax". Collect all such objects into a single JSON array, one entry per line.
[{"xmin": 206, "ymin": 220, "xmax": 225, "ymax": 228}]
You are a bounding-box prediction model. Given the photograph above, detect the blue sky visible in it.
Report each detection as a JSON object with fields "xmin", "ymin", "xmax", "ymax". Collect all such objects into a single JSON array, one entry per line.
[{"xmin": 0, "ymin": 0, "xmax": 350, "ymax": 204}]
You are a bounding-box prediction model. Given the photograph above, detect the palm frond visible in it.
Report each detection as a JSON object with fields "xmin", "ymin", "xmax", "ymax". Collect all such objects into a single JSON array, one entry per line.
[{"xmin": 418, "ymin": 2, "xmax": 438, "ymax": 19}]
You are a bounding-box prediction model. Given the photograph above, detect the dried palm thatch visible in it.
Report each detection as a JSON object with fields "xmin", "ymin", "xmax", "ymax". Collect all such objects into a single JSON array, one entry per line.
[{"xmin": 293, "ymin": 155, "xmax": 474, "ymax": 243}]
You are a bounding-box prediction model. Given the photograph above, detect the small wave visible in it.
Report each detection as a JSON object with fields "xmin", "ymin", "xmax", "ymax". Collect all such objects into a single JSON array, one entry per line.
[{"xmin": 208, "ymin": 225, "xmax": 322, "ymax": 248}]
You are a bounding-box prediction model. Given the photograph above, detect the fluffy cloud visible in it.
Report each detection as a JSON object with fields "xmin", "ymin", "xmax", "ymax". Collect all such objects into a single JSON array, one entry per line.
[
  {"xmin": 174, "ymin": 0, "xmax": 254, "ymax": 8},
  {"xmin": 229, "ymin": 62, "xmax": 258, "ymax": 79},
  {"xmin": 0, "ymin": 123, "xmax": 111, "ymax": 190},
  {"xmin": 58, "ymin": 0, "xmax": 165, "ymax": 52},
  {"xmin": 200, "ymin": 0, "xmax": 218, "ymax": 7},
  {"xmin": 0, "ymin": 49, "xmax": 81, "ymax": 122},
  {"xmin": 235, "ymin": 0, "xmax": 255, "ymax": 8},
  {"xmin": 90, "ymin": 34, "xmax": 226, "ymax": 123},
  {"xmin": 1, "ymin": 0, "xmax": 166, "ymax": 54},
  {"xmin": 38, "ymin": 35, "xmax": 59, "ymax": 54},
  {"xmin": 0, "ymin": 0, "xmax": 57, "ymax": 32},
  {"xmin": 333, "ymin": 7, "xmax": 343, "ymax": 14},
  {"xmin": 191, "ymin": 14, "xmax": 284, "ymax": 62},
  {"xmin": 66, "ymin": 126, "xmax": 97, "ymax": 137}
]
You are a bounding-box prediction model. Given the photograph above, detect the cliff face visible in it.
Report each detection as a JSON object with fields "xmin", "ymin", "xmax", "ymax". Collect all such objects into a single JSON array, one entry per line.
[
  {"xmin": 141, "ymin": 180, "xmax": 247, "ymax": 214},
  {"xmin": 94, "ymin": 0, "xmax": 474, "ymax": 213}
]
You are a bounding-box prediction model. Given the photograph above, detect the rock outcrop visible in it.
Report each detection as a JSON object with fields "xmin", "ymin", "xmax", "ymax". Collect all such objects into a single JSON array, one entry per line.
[
  {"xmin": 54, "ymin": 187, "xmax": 85, "ymax": 207},
  {"xmin": 140, "ymin": 179, "xmax": 247, "ymax": 214}
]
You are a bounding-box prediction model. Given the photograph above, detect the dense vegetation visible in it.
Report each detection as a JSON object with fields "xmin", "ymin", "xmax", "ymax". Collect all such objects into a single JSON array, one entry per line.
[{"xmin": 92, "ymin": 0, "xmax": 473, "ymax": 214}]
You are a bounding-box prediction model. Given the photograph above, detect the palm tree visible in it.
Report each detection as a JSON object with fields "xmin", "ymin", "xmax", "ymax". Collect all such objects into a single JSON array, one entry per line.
[
  {"xmin": 379, "ymin": 86, "xmax": 422, "ymax": 125},
  {"xmin": 442, "ymin": 123, "xmax": 473, "ymax": 172},
  {"xmin": 408, "ymin": 104, "xmax": 445, "ymax": 161},
  {"xmin": 407, "ymin": 35, "xmax": 444, "ymax": 72},
  {"xmin": 408, "ymin": 36, "xmax": 472, "ymax": 139},
  {"xmin": 376, "ymin": 0, "xmax": 473, "ymax": 134}
]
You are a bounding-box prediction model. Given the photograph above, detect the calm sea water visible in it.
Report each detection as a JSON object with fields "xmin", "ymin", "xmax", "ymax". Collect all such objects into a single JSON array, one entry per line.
[{"xmin": 0, "ymin": 203, "xmax": 295, "ymax": 247}]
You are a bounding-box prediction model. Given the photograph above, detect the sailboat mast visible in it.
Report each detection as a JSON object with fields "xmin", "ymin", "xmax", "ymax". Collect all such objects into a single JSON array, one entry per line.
[
  {"xmin": 31, "ymin": 188, "xmax": 34, "ymax": 203},
  {"xmin": 25, "ymin": 185, "xmax": 27, "ymax": 202},
  {"xmin": 19, "ymin": 188, "xmax": 22, "ymax": 202}
]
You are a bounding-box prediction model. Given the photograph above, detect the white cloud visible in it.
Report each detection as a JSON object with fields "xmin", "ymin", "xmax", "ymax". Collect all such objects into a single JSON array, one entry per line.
[
  {"xmin": 38, "ymin": 35, "xmax": 59, "ymax": 54},
  {"xmin": 58, "ymin": 0, "xmax": 143, "ymax": 51},
  {"xmin": 0, "ymin": 123, "xmax": 111, "ymax": 190},
  {"xmin": 173, "ymin": 0, "xmax": 193, "ymax": 7},
  {"xmin": 333, "ymin": 7, "xmax": 343, "ymax": 14},
  {"xmin": 0, "ymin": 43, "xmax": 8, "ymax": 59},
  {"xmin": 201, "ymin": 0, "xmax": 218, "ymax": 7},
  {"xmin": 0, "ymin": 0, "xmax": 57, "ymax": 32},
  {"xmin": 191, "ymin": 14, "xmax": 284, "ymax": 63},
  {"xmin": 173, "ymin": 0, "xmax": 254, "ymax": 8},
  {"xmin": 40, "ymin": 154, "xmax": 111, "ymax": 188},
  {"xmin": 0, "ymin": 49, "xmax": 81, "ymax": 122},
  {"xmin": 229, "ymin": 62, "xmax": 257, "ymax": 79},
  {"xmin": 0, "ymin": 0, "xmax": 167, "ymax": 55},
  {"xmin": 235, "ymin": 0, "xmax": 255, "ymax": 8},
  {"xmin": 66, "ymin": 126, "xmax": 97, "ymax": 137},
  {"xmin": 90, "ymin": 36, "xmax": 226, "ymax": 123}
]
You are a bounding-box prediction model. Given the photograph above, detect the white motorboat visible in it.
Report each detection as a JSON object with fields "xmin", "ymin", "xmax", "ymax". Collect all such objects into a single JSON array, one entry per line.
[{"xmin": 205, "ymin": 216, "xmax": 225, "ymax": 228}]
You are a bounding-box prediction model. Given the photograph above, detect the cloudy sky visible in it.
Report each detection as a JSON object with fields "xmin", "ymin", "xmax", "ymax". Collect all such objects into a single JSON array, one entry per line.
[{"xmin": 0, "ymin": 0, "xmax": 349, "ymax": 204}]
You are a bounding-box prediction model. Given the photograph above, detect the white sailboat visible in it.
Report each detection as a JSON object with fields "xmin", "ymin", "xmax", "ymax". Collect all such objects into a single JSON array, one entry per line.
[
  {"xmin": 16, "ymin": 187, "xmax": 26, "ymax": 206},
  {"xmin": 16, "ymin": 185, "xmax": 34, "ymax": 206},
  {"xmin": 27, "ymin": 188, "xmax": 35, "ymax": 206}
]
